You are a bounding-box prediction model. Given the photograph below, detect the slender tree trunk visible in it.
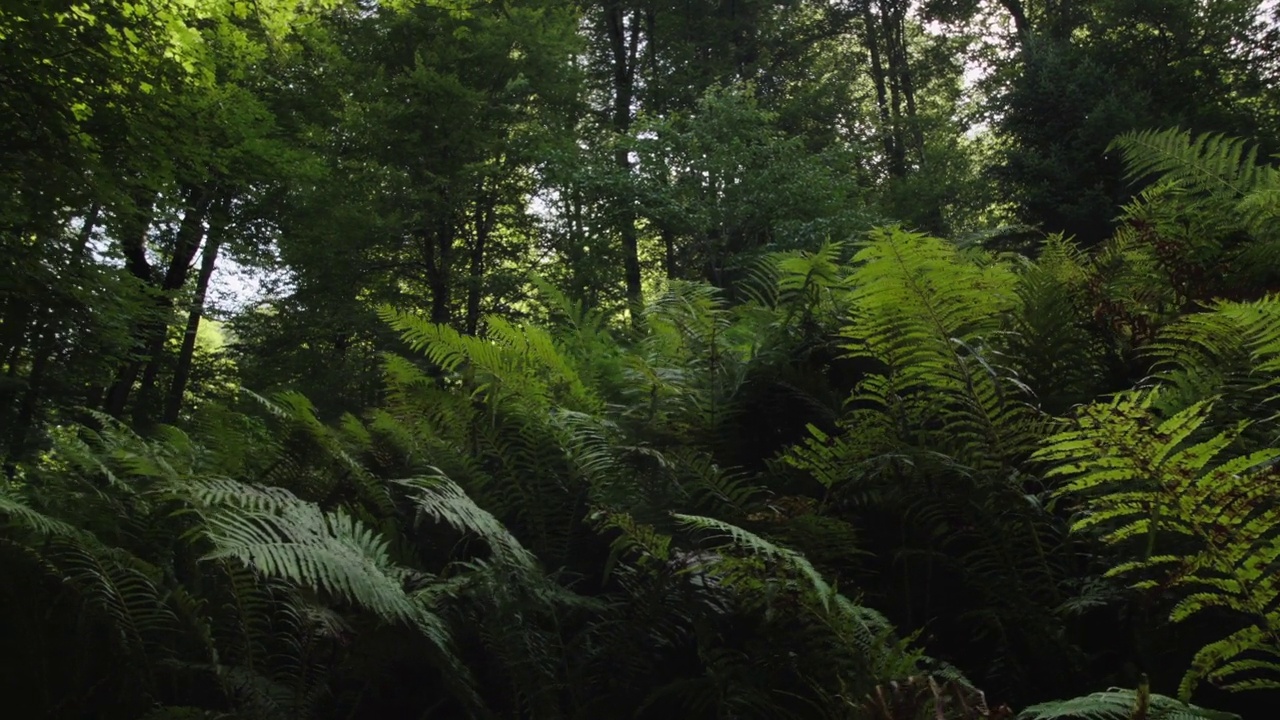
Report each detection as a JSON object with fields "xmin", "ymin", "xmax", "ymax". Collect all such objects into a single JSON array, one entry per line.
[
  {"xmin": 0, "ymin": 308, "xmax": 24, "ymax": 379},
  {"xmin": 72, "ymin": 204, "xmax": 101, "ymax": 258},
  {"xmin": 863, "ymin": 1, "xmax": 901, "ymax": 177},
  {"xmin": 465, "ymin": 197, "xmax": 495, "ymax": 336},
  {"xmin": 605, "ymin": 1, "xmax": 643, "ymax": 313},
  {"xmin": 879, "ymin": 1, "xmax": 906, "ymax": 174},
  {"xmin": 8, "ymin": 205, "xmax": 100, "ymax": 461},
  {"xmin": 10, "ymin": 320, "xmax": 54, "ymax": 461},
  {"xmin": 661, "ymin": 225, "xmax": 677, "ymax": 279},
  {"xmin": 108, "ymin": 184, "xmax": 214, "ymax": 420},
  {"xmin": 162, "ymin": 199, "xmax": 229, "ymax": 424},
  {"xmin": 423, "ymin": 209, "xmax": 454, "ymax": 326},
  {"xmin": 119, "ymin": 188, "xmax": 159, "ymax": 286},
  {"xmin": 130, "ymin": 188, "xmax": 215, "ymax": 425},
  {"xmin": 103, "ymin": 191, "xmax": 159, "ymax": 416},
  {"xmin": 887, "ymin": 1, "xmax": 923, "ymax": 159}
]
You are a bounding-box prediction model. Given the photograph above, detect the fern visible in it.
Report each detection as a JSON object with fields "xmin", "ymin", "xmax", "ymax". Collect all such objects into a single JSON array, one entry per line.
[
  {"xmin": 396, "ymin": 472, "xmax": 537, "ymax": 569},
  {"xmin": 673, "ymin": 511, "xmax": 834, "ymax": 608},
  {"xmin": 1019, "ymin": 684, "xmax": 1238, "ymax": 720},
  {"xmin": 196, "ymin": 482, "xmax": 427, "ymax": 623},
  {"xmin": 59, "ymin": 540, "xmax": 181, "ymax": 688},
  {"xmin": 1146, "ymin": 296, "xmax": 1280, "ymax": 437},
  {"xmin": 245, "ymin": 389, "xmax": 396, "ymax": 516},
  {"xmin": 1109, "ymin": 129, "xmax": 1280, "ymax": 298},
  {"xmin": 0, "ymin": 485, "xmax": 82, "ymax": 538},
  {"xmin": 380, "ymin": 305, "xmax": 603, "ymax": 415},
  {"xmin": 1109, "ymin": 129, "xmax": 1272, "ymax": 200},
  {"xmin": 862, "ymin": 673, "xmax": 999, "ymax": 720},
  {"xmin": 1039, "ymin": 389, "xmax": 1280, "ymax": 698},
  {"xmin": 1010, "ymin": 235, "xmax": 1111, "ymax": 412},
  {"xmin": 841, "ymin": 226, "xmax": 1036, "ymax": 471}
]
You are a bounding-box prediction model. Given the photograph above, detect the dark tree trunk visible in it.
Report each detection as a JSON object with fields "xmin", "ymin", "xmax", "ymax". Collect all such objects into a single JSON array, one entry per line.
[
  {"xmin": 879, "ymin": 1, "xmax": 906, "ymax": 173},
  {"xmin": 863, "ymin": 1, "xmax": 901, "ymax": 177},
  {"xmin": 130, "ymin": 187, "xmax": 215, "ymax": 425},
  {"xmin": 107, "ymin": 184, "xmax": 214, "ymax": 420},
  {"xmin": 465, "ymin": 197, "xmax": 495, "ymax": 336},
  {"xmin": 119, "ymin": 188, "xmax": 159, "ymax": 285},
  {"xmin": 605, "ymin": 1, "xmax": 644, "ymax": 314},
  {"xmin": 163, "ymin": 198, "xmax": 229, "ymax": 424},
  {"xmin": 887, "ymin": 0, "xmax": 923, "ymax": 159},
  {"xmin": 10, "ymin": 322, "xmax": 54, "ymax": 460},
  {"xmin": 423, "ymin": 209, "xmax": 454, "ymax": 326},
  {"xmin": 8, "ymin": 205, "xmax": 100, "ymax": 461},
  {"xmin": 661, "ymin": 225, "xmax": 677, "ymax": 279},
  {"xmin": 999, "ymin": 0, "xmax": 1032, "ymax": 45},
  {"xmin": 104, "ymin": 194, "xmax": 159, "ymax": 416}
]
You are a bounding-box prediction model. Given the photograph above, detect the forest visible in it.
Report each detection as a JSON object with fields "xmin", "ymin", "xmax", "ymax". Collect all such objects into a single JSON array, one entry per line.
[{"xmin": 2, "ymin": 0, "xmax": 1279, "ymax": 718}]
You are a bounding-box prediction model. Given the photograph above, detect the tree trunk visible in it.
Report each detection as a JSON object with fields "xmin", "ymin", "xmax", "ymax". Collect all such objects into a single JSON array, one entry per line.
[
  {"xmin": 661, "ymin": 225, "xmax": 677, "ymax": 279},
  {"xmin": 8, "ymin": 205, "xmax": 100, "ymax": 461},
  {"xmin": 119, "ymin": 188, "xmax": 160, "ymax": 285},
  {"xmin": 999, "ymin": 0, "xmax": 1031, "ymax": 45},
  {"xmin": 465, "ymin": 197, "xmax": 495, "ymax": 336},
  {"xmin": 887, "ymin": 0, "xmax": 924, "ymax": 160},
  {"xmin": 130, "ymin": 187, "xmax": 215, "ymax": 425},
  {"xmin": 422, "ymin": 207, "xmax": 455, "ymax": 326},
  {"xmin": 163, "ymin": 199, "xmax": 230, "ymax": 424},
  {"xmin": 107, "ymin": 184, "xmax": 214, "ymax": 420},
  {"xmin": 879, "ymin": 0, "xmax": 906, "ymax": 175},
  {"xmin": 605, "ymin": 1, "xmax": 644, "ymax": 313},
  {"xmin": 103, "ymin": 194, "xmax": 159, "ymax": 416},
  {"xmin": 863, "ymin": 1, "xmax": 901, "ymax": 177}
]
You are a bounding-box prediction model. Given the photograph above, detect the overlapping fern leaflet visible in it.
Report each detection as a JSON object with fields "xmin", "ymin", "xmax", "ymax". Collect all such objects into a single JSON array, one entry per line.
[
  {"xmin": 1039, "ymin": 389, "xmax": 1280, "ymax": 698},
  {"xmin": 600, "ymin": 508, "xmax": 931, "ymax": 717},
  {"xmin": 194, "ymin": 482, "xmax": 426, "ymax": 626},
  {"xmin": 396, "ymin": 473, "xmax": 537, "ymax": 568},
  {"xmin": 1110, "ymin": 129, "xmax": 1280, "ymax": 293},
  {"xmin": 0, "ymin": 421, "xmax": 352, "ymax": 719},
  {"xmin": 1018, "ymin": 685, "xmax": 1240, "ymax": 720},
  {"xmin": 365, "ymin": 276, "xmax": 952, "ymax": 717},
  {"xmin": 842, "ymin": 227, "xmax": 1035, "ymax": 470},
  {"xmin": 1110, "ymin": 130, "xmax": 1273, "ymax": 201},
  {"xmin": 379, "ymin": 305, "xmax": 601, "ymax": 413},
  {"xmin": 673, "ymin": 512, "xmax": 834, "ymax": 607},
  {"xmin": 1008, "ymin": 235, "xmax": 1111, "ymax": 413},
  {"xmin": 1146, "ymin": 296, "xmax": 1280, "ymax": 434}
]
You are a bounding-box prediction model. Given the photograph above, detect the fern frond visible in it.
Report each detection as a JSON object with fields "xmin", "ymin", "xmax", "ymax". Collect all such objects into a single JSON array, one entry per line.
[
  {"xmin": 530, "ymin": 271, "xmax": 613, "ymax": 339},
  {"xmin": 1147, "ymin": 296, "xmax": 1280, "ymax": 432},
  {"xmin": 0, "ymin": 485, "xmax": 82, "ymax": 537},
  {"xmin": 135, "ymin": 707, "xmax": 235, "ymax": 720},
  {"xmin": 396, "ymin": 473, "xmax": 537, "ymax": 569},
  {"xmin": 1110, "ymin": 129, "xmax": 1264, "ymax": 199},
  {"xmin": 1017, "ymin": 686, "xmax": 1239, "ymax": 720},
  {"xmin": 54, "ymin": 539, "xmax": 180, "ymax": 691},
  {"xmin": 1041, "ymin": 389, "xmax": 1280, "ymax": 697},
  {"xmin": 1109, "ymin": 129, "xmax": 1280, "ymax": 278},
  {"xmin": 672, "ymin": 512, "xmax": 833, "ymax": 608},
  {"xmin": 842, "ymin": 227, "xmax": 1036, "ymax": 470},
  {"xmin": 193, "ymin": 481, "xmax": 431, "ymax": 630},
  {"xmin": 1010, "ymin": 235, "xmax": 1110, "ymax": 411},
  {"xmin": 597, "ymin": 511, "xmax": 673, "ymax": 570}
]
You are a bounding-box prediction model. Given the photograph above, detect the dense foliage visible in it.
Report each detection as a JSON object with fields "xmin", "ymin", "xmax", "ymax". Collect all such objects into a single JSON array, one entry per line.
[{"xmin": 2, "ymin": 1, "xmax": 1279, "ymax": 718}]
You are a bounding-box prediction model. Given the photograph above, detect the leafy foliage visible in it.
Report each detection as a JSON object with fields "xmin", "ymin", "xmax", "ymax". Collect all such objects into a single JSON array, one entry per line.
[{"xmin": 4, "ymin": 0, "xmax": 1280, "ymax": 714}]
